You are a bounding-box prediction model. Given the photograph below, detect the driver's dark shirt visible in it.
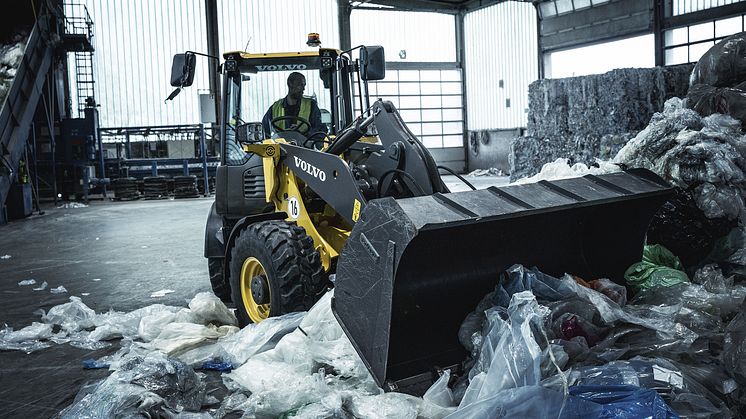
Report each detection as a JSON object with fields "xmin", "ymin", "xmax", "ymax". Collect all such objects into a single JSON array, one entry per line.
[{"xmin": 261, "ymin": 96, "xmax": 323, "ymax": 137}]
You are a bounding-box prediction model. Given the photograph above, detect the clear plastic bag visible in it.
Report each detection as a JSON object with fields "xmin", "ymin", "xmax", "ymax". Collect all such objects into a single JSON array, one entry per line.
[
  {"xmin": 187, "ymin": 292, "xmax": 237, "ymax": 326},
  {"xmin": 218, "ymin": 310, "xmax": 304, "ymax": 366},
  {"xmin": 147, "ymin": 323, "xmax": 238, "ymax": 355},
  {"xmin": 459, "ymin": 292, "xmax": 550, "ymax": 408},
  {"xmin": 420, "ymin": 370, "xmax": 457, "ymax": 419},
  {"xmin": 449, "ymin": 385, "xmax": 602, "ymax": 419},
  {"xmin": 347, "ymin": 392, "xmax": 421, "ymax": 419},
  {"xmin": 59, "ymin": 352, "xmax": 206, "ymax": 418},
  {"xmin": 224, "ymin": 291, "xmax": 378, "ymax": 418},
  {"xmin": 40, "ymin": 296, "xmax": 97, "ymax": 332}
]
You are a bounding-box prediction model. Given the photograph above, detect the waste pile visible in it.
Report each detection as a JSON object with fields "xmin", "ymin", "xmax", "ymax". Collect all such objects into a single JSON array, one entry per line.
[
  {"xmin": 0, "ymin": 32, "xmax": 27, "ymax": 106},
  {"xmin": 450, "ymin": 262, "xmax": 746, "ymax": 418},
  {"xmin": 3, "ymin": 253, "xmax": 745, "ymax": 418},
  {"xmin": 687, "ymin": 31, "xmax": 746, "ymax": 129},
  {"xmin": 614, "ymin": 97, "xmax": 746, "ymax": 269}
]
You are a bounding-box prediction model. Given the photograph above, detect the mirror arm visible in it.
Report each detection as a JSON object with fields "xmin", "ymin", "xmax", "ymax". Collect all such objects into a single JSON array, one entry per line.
[{"xmin": 185, "ymin": 50, "xmax": 220, "ymax": 61}]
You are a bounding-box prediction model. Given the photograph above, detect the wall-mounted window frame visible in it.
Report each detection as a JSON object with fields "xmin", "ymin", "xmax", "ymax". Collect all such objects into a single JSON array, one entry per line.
[
  {"xmin": 662, "ymin": 12, "xmax": 745, "ymax": 65},
  {"xmin": 353, "ymin": 63, "xmax": 464, "ymax": 148}
]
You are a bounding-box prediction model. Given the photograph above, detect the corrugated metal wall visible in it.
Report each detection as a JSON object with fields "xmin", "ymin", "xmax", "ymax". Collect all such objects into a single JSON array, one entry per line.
[
  {"xmin": 80, "ymin": 0, "xmax": 209, "ymax": 127},
  {"xmin": 76, "ymin": 0, "xmax": 338, "ymax": 128},
  {"xmin": 217, "ymin": 0, "xmax": 339, "ymax": 124},
  {"xmin": 464, "ymin": 1, "xmax": 538, "ymax": 130},
  {"xmin": 350, "ymin": 10, "xmax": 456, "ymax": 62}
]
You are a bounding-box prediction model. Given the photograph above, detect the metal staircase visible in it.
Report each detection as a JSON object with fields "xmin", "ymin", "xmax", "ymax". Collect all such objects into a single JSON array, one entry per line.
[{"xmin": 0, "ymin": 13, "xmax": 57, "ymax": 223}]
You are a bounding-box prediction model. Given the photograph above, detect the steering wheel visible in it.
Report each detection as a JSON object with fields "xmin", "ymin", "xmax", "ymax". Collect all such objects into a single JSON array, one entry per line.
[
  {"xmin": 303, "ymin": 131, "xmax": 329, "ymax": 150},
  {"xmin": 271, "ymin": 115, "xmax": 311, "ymax": 133}
]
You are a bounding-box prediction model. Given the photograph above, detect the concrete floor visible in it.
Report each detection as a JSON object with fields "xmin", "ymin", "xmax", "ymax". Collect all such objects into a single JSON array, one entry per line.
[
  {"xmin": 0, "ymin": 174, "xmax": 509, "ymax": 418},
  {"xmin": 0, "ymin": 196, "xmax": 214, "ymax": 418}
]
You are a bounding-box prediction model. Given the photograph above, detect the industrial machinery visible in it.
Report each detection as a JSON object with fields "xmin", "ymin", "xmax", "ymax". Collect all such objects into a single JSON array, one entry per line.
[{"xmin": 170, "ymin": 41, "xmax": 675, "ymax": 391}]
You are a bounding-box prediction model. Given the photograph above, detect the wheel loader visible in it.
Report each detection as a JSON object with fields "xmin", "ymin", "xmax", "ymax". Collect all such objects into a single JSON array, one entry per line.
[{"xmin": 168, "ymin": 42, "xmax": 675, "ymax": 391}]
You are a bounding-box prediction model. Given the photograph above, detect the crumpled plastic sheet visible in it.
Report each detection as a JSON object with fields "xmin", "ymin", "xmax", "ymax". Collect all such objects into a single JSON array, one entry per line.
[
  {"xmin": 449, "ymin": 385, "xmax": 603, "ymax": 419},
  {"xmin": 542, "ymin": 357, "xmax": 734, "ymax": 418},
  {"xmin": 624, "ymin": 244, "xmax": 690, "ymax": 293},
  {"xmin": 453, "ymin": 263, "xmax": 746, "ymax": 417},
  {"xmin": 144, "ymin": 322, "xmax": 238, "ymax": 355},
  {"xmin": 723, "ymin": 305, "xmax": 746, "ymax": 385},
  {"xmin": 224, "ymin": 291, "xmax": 381, "ymax": 417},
  {"xmin": 50, "ymin": 285, "xmax": 68, "ymax": 294},
  {"xmin": 58, "ymin": 351, "xmax": 207, "ymax": 418},
  {"xmin": 614, "ymin": 97, "xmax": 746, "ymax": 222},
  {"xmin": 5, "ymin": 292, "xmax": 241, "ymax": 354},
  {"xmin": 687, "ymin": 31, "xmax": 746, "ymax": 129},
  {"xmin": 176, "ymin": 310, "xmax": 305, "ymax": 368},
  {"xmin": 41, "ymin": 296, "xmax": 97, "ymax": 332},
  {"xmin": 492, "ymin": 265, "xmax": 699, "ymax": 344},
  {"xmin": 459, "ymin": 292, "xmax": 551, "ymax": 408},
  {"xmin": 0, "ymin": 322, "xmax": 54, "ymax": 353},
  {"xmin": 187, "ymin": 292, "xmax": 237, "ymax": 327},
  {"xmin": 569, "ymin": 384, "xmax": 680, "ymax": 418},
  {"xmin": 512, "ymin": 157, "xmax": 621, "ymax": 185},
  {"xmin": 689, "ymin": 32, "xmax": 746, "ymax": 88}
]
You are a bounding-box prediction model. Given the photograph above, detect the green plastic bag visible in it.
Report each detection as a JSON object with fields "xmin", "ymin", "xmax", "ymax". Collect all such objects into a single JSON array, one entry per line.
[{"xmin": 624, "ymin": 244, "xmax": 689, "ymax": 293}]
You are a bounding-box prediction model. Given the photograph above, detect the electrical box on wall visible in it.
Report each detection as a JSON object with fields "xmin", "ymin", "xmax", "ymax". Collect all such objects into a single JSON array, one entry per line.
[{"xmin": 199, "ymin": 93, "xmax": 216, "ymax": 123}]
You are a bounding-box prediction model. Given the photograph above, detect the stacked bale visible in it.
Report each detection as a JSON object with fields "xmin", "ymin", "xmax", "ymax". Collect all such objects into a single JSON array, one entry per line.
[{"xmin": 510, "ymin": 64, "xmax": 694, "ymax": 181}]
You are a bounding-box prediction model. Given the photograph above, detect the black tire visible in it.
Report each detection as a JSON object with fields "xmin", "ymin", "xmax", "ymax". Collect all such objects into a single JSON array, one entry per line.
[
  {"xmin": 208, "ymin": 258, "xmax": 231, "ymax": 303},
  {"xmin": 229, "ymin": 220, "xmax": 325, "ymax": 326}
]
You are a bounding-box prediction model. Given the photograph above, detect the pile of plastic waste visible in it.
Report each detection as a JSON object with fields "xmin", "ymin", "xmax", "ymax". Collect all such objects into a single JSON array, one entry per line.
[
  {"xmin": 0, "ymin": 290, "xmax": 454, "ymax": 418},
  {"xmin": 0, "ymin": 33, "xmax": 27, "ymax": 105},
  {"xmin": 3, "ymin": 257, "xmax": 738, "ymax": 418},
  {"xmin": 450, "ymin": 263, "xmax": 746, "ymax": 418}
]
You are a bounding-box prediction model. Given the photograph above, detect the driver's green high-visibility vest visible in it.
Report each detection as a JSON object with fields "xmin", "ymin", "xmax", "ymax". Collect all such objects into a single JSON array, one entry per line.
[{"xmin": 272, "ymin": 98, "xmax": 312, "ymax": 132}]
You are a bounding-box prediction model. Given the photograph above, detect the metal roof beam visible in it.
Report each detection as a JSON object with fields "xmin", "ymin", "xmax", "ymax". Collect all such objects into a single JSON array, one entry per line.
[{"xmin": 351, "ymin": 0, "xmax": 461, "ymax": 13}]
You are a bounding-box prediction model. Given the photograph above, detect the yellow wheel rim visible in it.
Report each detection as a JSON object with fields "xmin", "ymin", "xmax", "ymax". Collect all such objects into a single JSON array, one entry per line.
[{"xmin": 240, "ymin": 257, "xmax": 271, "ymax": 323}]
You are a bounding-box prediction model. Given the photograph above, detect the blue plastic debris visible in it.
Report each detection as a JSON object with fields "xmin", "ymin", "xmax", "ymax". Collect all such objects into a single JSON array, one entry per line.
[
  {"xmin": 568, "ymin": 384, "xmax": 680, "ymax": 419},
  {"xmin": 82, "ymin": 359, "xmax": 110, "ymax": 369},
  {"xmin": 201, "ymin": 360, "xmax": 233, "ymax": 372}
]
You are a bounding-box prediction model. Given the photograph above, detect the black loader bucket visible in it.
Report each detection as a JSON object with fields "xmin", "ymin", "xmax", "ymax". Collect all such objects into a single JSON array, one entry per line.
[{"xmin": 331, "ymin": 168, "xmax": 675, "ymax": 389}]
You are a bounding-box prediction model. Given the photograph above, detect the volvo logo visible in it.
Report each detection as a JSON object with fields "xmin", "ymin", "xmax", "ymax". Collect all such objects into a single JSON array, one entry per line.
[
  {"xmin": 293, "ymin": 156, "xmax": 326, "ymax": 181},
  {"xmin": 256, "ymin": 64, "xmax": 307, "ymax": 71}
]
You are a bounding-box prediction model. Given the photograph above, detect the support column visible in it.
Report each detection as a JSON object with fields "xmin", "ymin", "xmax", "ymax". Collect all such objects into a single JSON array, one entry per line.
[
  {"xmin": 653, "ymin": 0, "xmax": 665, "ymax": 67},
  {"xmin": 205, "ymin": 0, "xmax": 221, "ymax": 126},
  {"xmin": 456, "ymin": 10, "xmax": 468, "ymax": 170},
  {"xmin": 338, "ymin": 0, "xmax": 351, "ymax": 51}
]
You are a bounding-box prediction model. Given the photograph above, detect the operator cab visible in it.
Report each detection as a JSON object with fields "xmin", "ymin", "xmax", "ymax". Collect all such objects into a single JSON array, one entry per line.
[
  {"xmin": 223, "ymin": 49, "xmax": 354, "ymax": 157},
  {"xmin": 168, "ymin": 43, "xmax": 385, "ymax": 219}
]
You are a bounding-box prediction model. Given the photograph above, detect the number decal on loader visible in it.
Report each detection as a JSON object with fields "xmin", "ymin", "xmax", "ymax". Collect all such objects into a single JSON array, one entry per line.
[{"xmin": 288, "ymin": 197, "xmax": 300, "ymax": 219}]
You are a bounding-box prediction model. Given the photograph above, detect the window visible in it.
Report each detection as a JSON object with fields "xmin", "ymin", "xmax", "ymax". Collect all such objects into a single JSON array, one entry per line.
[
  {"xmin": 545, "ymin": 34, "xmax": 655, "ymax": 78},
  {"xmin": 354, "ymin": 69, "xmax": 464, "ymax": 149},
  {"xmin": 663, "ymin": 14, "xmax": 745, "ymax": 65}
]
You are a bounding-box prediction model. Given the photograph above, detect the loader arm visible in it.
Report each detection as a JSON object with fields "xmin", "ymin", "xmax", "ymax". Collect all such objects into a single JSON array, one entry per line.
[
  {"xmin": 279, "ymin": 143, "xmax": 367, "ymax": 226},
  {"xmin": 326, "ymin": 100, "xmax": 448, "ymax": 199}
]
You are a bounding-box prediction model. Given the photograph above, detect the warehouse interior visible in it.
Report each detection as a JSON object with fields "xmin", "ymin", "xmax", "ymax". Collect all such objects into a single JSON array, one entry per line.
[{"xmin": 1, "ymin": 0, "xmax": 746, "ymax": 417}]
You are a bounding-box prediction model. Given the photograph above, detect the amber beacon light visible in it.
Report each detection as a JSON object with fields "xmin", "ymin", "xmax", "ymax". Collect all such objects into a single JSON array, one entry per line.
[{"xmin": 307, "ymin": 32, "xmax": 321, "ymax": 47}]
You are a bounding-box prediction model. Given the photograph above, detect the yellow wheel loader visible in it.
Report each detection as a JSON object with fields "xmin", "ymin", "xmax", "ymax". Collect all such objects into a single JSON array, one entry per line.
[{"xmin": 169, "ymin": 43, "xmax": 675, "ymax": 391}]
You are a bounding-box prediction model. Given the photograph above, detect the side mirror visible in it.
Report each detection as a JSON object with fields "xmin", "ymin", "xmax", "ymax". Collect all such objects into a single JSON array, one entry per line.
[
  {"xmin": 170, "ymin": 53, "xmax": 196, "ymax": 87},
  {"xmin": 360, "ymin": 46, "xmax": 385, "ymax": 81}
]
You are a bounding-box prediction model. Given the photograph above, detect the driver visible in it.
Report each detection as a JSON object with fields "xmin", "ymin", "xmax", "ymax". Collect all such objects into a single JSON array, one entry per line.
[{"xmin": 261, "ymin": 72, "xmax": 323, "ymax": 137}]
